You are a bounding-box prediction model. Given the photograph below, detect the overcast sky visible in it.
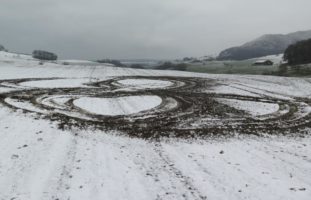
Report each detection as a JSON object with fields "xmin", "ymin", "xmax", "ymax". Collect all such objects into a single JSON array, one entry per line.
[{"xmin": 0, "ymin": 0, "xmax": 310, "ymax": 60}]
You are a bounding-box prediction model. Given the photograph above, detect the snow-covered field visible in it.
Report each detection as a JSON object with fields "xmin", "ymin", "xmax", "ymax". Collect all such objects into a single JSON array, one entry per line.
[{"xmin": 0, "ymin": 51, "xmax": 311, "ymax": 200}]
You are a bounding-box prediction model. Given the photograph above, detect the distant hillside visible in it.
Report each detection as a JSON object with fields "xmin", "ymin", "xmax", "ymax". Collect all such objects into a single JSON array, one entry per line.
[{"xmin": 217, "ymin": 30, "xmax": 311, "ymax": 60}]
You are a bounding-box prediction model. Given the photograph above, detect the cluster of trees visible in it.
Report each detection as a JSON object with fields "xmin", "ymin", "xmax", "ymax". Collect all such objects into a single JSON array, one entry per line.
[
  {"xmin": 155, "ymin": 62, "xmax": 188, "ymax": 71},
  {"xmin": 183, "ymin": 57, "xmax": 202, "ymax": 63},
  {"xmin": 0, "ymin": 44, "xmax": 8, "ymax": 52},
  {"xmin": 0, "ymin": 45, "xmax": 5, "ymax": 51},
  {"xmin": 96, "ymin": 59, "xmax": 125, "ymax": 67},
  {"xmin": 284, "ymin": 39, "xmax": 311, "ymax": 65},
  {"xmin": 32, "ymin": 50, "xmax": 57, "ymax": 61}
]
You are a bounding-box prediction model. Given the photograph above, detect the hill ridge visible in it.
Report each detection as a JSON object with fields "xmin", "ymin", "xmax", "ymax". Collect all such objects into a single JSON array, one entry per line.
[{"xmin": 217, "ymin": 30, "xmax": 311, "ymax": 60}]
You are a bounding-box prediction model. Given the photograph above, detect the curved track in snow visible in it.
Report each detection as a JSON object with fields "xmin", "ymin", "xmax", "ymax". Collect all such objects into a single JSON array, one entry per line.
[
  {"xmin": 0, "ymin": 58, "xmax": 310, "ymax": 200},
  {"xmin": 0, "ymin": 76, "xmax": 310, "ymax": 138}
]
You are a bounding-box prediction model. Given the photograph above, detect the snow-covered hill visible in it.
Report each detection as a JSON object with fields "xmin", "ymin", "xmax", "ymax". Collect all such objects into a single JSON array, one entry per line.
[{"xmin": 0, "ymin": 51, "xmax": 33, "ymax": 61}]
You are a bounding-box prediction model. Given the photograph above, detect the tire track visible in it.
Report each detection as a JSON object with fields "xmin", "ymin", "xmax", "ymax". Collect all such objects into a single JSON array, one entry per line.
[{"xmin": 0, "ymin": 76, "xmax": 310, "ymax": 139}]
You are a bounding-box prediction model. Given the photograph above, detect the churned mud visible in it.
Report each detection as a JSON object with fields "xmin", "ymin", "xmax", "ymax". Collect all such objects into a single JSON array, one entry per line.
[{"xmin": 0, "ymin": 76, "xmax": 310, "ymax": 139}]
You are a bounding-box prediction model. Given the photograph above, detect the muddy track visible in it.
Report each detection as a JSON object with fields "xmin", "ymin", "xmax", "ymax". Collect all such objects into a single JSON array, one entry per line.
[{"xmin": 0, "ymin": 76, "xmax": 310, "ymax": 139}]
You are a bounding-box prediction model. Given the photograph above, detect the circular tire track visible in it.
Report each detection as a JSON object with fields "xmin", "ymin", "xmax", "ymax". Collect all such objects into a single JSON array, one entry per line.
[{"xmin": 0, "ymin": 76, "xmax": 310, "ymax": 139}]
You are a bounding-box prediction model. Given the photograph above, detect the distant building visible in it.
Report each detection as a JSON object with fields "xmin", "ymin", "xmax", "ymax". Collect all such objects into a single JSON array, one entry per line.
[
  {"xmin": 32, "ymin": 50, "xmax": 57, "ymax": 61},
  {"xmin": 252, "ymin": 60, "xmax": 273, "ymax": 66}
]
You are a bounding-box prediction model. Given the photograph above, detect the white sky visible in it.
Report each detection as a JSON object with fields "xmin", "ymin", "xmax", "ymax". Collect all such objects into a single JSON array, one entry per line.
[{"xmin": 0, "ymin": 0, "xmax": 310, "ymax": 59}]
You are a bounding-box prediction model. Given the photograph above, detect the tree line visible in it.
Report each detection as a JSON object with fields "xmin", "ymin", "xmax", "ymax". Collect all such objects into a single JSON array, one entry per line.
[{"xmin": 284, "ymin": 38, "xmax": 311, "ymax": 65}]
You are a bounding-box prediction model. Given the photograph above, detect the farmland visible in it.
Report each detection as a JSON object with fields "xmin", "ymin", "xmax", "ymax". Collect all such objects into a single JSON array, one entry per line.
[{"xmin": 0, "ymin": 52, "xmax": 310, "ymax": 199}]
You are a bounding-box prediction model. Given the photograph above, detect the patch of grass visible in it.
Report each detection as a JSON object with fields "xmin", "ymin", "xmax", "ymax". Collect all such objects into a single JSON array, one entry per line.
[
  {"xmin": 186, "ymin": 61, "xmax": 279, "ymax": 75},
  {"xmin": 183, "ymin": 60, "xmax": 311, "ymax": 77},
  {"xmin": 269, "ymin": 64, "xmax": 311, "ymax": 77}
]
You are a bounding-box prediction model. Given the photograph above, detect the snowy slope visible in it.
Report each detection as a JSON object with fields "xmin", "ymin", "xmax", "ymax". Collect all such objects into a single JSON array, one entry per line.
[{"xmin": 0, "ymin": 53, "xmax": 311, "ymax": 200}]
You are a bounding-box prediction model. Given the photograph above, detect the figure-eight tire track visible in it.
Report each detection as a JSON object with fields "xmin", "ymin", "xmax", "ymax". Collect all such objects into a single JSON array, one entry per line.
[{"xmin": 0, "ymin": 76, "xmax": 310, "ymax": 139}]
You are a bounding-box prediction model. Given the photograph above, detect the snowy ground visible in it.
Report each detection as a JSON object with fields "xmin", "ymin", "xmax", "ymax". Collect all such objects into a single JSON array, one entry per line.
[
  {"xmin": 74, "ymin": 96, "xmax": 162, "ymax": 116},
  {"xmin": 0, "ymin": 51, "xmax": 311, "ymax": 200},
  {"xmin": 217, "ymin": 98, "xmax": 280, "ymax": 116}
]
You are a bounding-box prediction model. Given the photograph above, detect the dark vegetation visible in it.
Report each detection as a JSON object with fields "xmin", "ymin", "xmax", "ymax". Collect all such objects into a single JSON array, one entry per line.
[
  {"xmin": 183, "ymin": 57, "xmax": 202, "ymax": 63},
  {"xmin": 0, "ymin": 45, "xmax": 5, "ymax": 51},
  {"xmin": 264, "ymin": 39, "xmax": 311, "ymax": 77},
  {"xmin": 284, "ymin": 39, "xmax": 311, "ymax": 65},
  {"xmin": 96, "ymin": 59, "xmax": 125, "ymax": 67},
  {"xmin": 129, "ymin": 64, "xmax": 145, "ymax": 69},
  {"xmin": 269, "ymin": 65, "xmax": 311, "ymax": 77},
  {"xmin": 32, "ymin": 50, "xmax": 57, "ymax": 61},
  {"xmin": 155, "ymin": 62, "xmax": 188, "ymax": 71},
  {"xmin": 0, "ymin": 44, "xmax": 8, "ymax": 52}
]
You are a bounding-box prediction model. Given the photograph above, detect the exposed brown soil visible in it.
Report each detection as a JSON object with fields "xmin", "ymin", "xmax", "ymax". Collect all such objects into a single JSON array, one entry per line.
[{"xmin": 0, "ymin": 76, "xmax": 310, "ymax": 139}]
